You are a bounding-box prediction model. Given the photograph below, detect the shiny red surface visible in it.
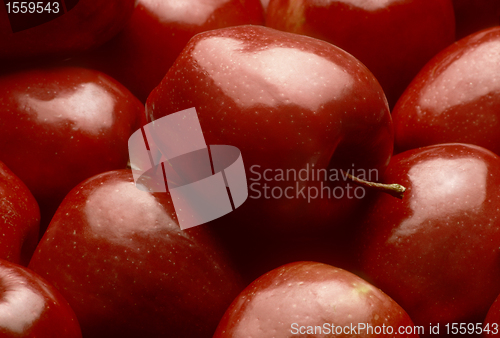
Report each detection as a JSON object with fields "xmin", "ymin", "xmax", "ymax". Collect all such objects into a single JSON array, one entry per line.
[
  {"xmin": 77, "ymin": 0, "xmax": 265, "ymax": 102},
  {"xmin": 214, "ymin": 261, "xmax": 418, "ymax": 338},
  {"xmin": 28, "ymin": 169, "xmax": 245, "ymax": 338},
  {"xmin": 0, "ymin": 0, "xmax": 135, "ymax": 63},
  {"xmin": 265, "ymin": 0, "xmax": 456, "ymax": 107},
  {"xmin": 146, "ymin": 25, "xmax": 393, "ymax": 280},
  {"xmin": 0, "ymin": 67, "xmax": 146, "ymax": 231},
  {"xmin": 358, "ymin": 144, "xmax": 500, "ymax": 333},
  {"xmin": 393, "ymin": 27, "xmax": 500, "ymax": 156},
  {"xmin": 0, "ymin": 161, "xmax": 39, "ymax": 266},
  {"xmin": 0, "ymin": 259, "xmax": 81, "ymax": 337}
]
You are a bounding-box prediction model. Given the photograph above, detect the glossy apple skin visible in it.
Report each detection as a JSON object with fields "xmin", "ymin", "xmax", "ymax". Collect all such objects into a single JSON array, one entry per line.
[
  {"xmin": 393, "ymin": 27, "xmax": 500, "ymax": 156},
  {"xmin": 357, "ymin": 143, "xmax": 500, "ymax": 334},
  {"xmin": 483, "ymin": 294, "xmax": 500, "ymax": 337},
  {"xmin": 452, "ymin": 0, "xmax": 500, "ymax": 39},
  {"xmin": 0, "ymin": 259, "xmax": 81, "ymax": 337},
  {"xmin": 0, "ymin": 161, "xmax": 39, "ymax": 266},
  {"xmin": 0, "ymin": 0, "xmax": 135, "ymax": 64},
  {"xmin": 28, "ymin": 169, "xmax": 245, "ymax": 338},
  {"xmin": 75, "ymin": 0, "xmax": 265, "ymax": 102},
  {"xmin": 265, "ymin": 0, "xmax": 455, "ymax": 107},
  {"xmin": 146, "ymin": 25, "xmax": 393, "ymax": 280},
  {"xmin": 214, "ymin": 261, "xmax": 418, "ymax": 338},
  {"xmin": 0, "ymin": 66, "xmax": 146, "ymax": 233}
]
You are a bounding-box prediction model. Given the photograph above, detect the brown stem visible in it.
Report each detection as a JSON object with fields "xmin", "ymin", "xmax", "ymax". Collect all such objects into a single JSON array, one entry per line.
[{"xmin": 341, "ymin": 170, "xmax": 406, "ymax": 199}]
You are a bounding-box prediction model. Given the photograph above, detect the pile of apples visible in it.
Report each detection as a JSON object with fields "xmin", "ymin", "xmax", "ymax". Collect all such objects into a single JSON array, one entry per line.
[{"xmin": 1, "ymin": 0, "xmax": 500, "ymax": 337}]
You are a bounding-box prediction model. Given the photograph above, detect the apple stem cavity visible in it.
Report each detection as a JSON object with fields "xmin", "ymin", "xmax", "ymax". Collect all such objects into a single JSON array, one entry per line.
[{"xmin": 341, "ymin": 170, "xmax": 406, "ymax": 199}]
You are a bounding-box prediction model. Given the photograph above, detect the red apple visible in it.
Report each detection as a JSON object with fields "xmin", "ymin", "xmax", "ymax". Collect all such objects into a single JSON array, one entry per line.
[
  {"xmin": 214, "ymin": 261, "xmax": 419, "ymax": 337},
  {"xmin": 357, "ymin": 143, "xmax": 500, "ymax": 334},
  {"xmin": 265, "ymin": 0, "xmax": 456, "ymax": 107},
  {"xmin": 393, "ymin": 27, "xmax": 500, "ymax": 156},
  {"xmin": 0, "ymin": 259, "xmax": 81, "ymax": 337},
  {"xmin": 452, "ymin": 0, "xmax": 500, "ymax": 39},
  {"xmin": 74, "ymin": 0, "xmax": 265, "ymax": 102},
  {"xmin": 0, "ymin": 0, "xmax": 136, "ymax": 64},
  {"xmin": 0, "ymin": 160, "xmax": 39, "ymax": 266},
  {"xmin": 0, "ymin": 66, "xmax": 146, "ymax": 233},
  {"xmin": 28, "ymin": 169, "xmax": 245, "ymax": 338},
  {"xmin": 146, "ymin": 25, "xmax": 393, "ymax": 280}
]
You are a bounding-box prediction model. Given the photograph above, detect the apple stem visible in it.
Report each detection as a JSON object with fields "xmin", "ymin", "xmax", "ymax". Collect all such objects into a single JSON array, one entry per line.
[{"xmin": 341, "ymin": 170, "xmax": 406, "ymax": 199}]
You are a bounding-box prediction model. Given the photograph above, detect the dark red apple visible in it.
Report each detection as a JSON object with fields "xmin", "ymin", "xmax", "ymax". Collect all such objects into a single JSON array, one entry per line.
[
  {"xmin": 0, "ymin": 66, "xmax": 146, "ymax": 233},
  {"xmin": 146, "ymin": 25, "xmax": 393, "ymax": 280},
  {"xmin": 357, "ymin": 143, "xmax": 500, "ymax": 334},
  {"xmin": 214, "ymin": 261, "xmax": 419, "ymax": 338},
  {"xmin": 0, "ymin": 0, "xmax": 136, "ymax": 64},
  {"xmin": 0, "ymin": 259, "xmax": 81, "ymax": 337},
  {"xmin": 452, "ymin": 0, "xmax": 500, "ymax": 39},
  {"xmin": 393, "ymin": 27, "xmax": 500, "ymax": 156},
  {"xmin": 0, "ymin": 160, "xmax": 39, "ymax": 266},
  {"xmin": 28, "ymin": 169, "xmax": 245, "ymax": 338},
  {"xmin": 75, "ymin": 0, "xmax": 265, "ymax": 102},
  {"xmin": 265, "ymin": 0, "xmax": 456, "ymax": 107}
]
